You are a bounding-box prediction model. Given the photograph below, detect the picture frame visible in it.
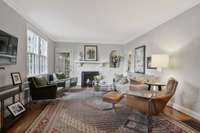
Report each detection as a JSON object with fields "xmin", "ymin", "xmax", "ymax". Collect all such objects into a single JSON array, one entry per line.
[
  {"xmin": 84, "ymin": 45, "xmax": 98, "ymax": 61},
  {"xmin": 147, "ymin": 56, "xmax": 157, "ymax": 69},
  {"xmin": 127, "ymin": 53, "xmax": 132, "ymax": 72},
  {"xmin": 134, "ymin": 45, "xmax": 146, "ymax": 74},
  {"xmin": 11, "ymin": 72, "xmax": 22, "ymax": 85},
  {"xmin": 7, "ymin": 102, "xmax": 26, "ymax": 117}
]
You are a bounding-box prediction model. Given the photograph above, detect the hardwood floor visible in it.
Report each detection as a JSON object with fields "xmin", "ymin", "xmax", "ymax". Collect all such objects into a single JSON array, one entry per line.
[
  {"xmin": 7, "ymin": 102, "xmax": 47, "ymax": 133},
  {"xmin": 163, "ymin": 106, "xmax": 191, "ymax": 121}
]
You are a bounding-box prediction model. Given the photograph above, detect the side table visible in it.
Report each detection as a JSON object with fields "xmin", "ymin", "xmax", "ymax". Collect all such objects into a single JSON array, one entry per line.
[{"xmin": 144, "ymin": 82, "xmax": 166, "ymax": 91}]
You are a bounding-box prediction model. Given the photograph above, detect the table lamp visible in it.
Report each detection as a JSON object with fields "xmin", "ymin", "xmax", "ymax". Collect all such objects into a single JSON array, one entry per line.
[{"xmin": 151, "ymin": 54, "xmax": 169, "ymax": 72}]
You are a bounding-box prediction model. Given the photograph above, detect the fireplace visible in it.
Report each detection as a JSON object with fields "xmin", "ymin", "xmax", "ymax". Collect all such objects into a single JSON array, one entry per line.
[{"xmin": 81, "ymin": 71, "xmax": 99, "ymax": 87}]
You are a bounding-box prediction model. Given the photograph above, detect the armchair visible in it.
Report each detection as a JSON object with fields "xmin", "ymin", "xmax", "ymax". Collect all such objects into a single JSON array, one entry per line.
[
  {"xmin": 28, "ymin": 77, "xmax": 63, "ymax": 100},
  {"xmin": 126, "ymin": 78, "xmax": 178, "ymax": 131},
  {"xmin": 127, "ymin": 78, "xmax": 178, "ymax": 114}
]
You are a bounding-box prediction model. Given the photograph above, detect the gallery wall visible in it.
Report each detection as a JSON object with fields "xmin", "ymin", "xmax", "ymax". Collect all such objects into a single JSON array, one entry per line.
[
  {"xmin": 124, "ymin": 4, "xmax": 200, "ymax": 120},
  {"xmin": 0, "ymin": 1, "xmax": 55, "ymax": 87},
  {"xmin": 55, "ymin": 42, "xmax": 125, "ymax": 85}
]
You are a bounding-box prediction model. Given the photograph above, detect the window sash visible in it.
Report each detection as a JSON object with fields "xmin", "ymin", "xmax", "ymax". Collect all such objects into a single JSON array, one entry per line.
[{"xmin": 27, "ymin": 30, "xmax": 48, "ymax": 76}]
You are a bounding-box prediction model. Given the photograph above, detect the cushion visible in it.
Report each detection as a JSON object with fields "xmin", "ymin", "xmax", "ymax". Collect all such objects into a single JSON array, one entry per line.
[
  {"xmin": 32, "ymin": 77, "xmax": 39, "ymax": 88},
  {"xmin": 35, "ymin": 77, "xmax": 48, "ymax": 87},
  {"xmin": 103, "ymin": 91, "xmax": 123, "ymax": 104},
  {"xmin": 53, "ymin": 73, "xmax": 58, "ymax": 81},
  {"xmin": 56, "ymin": 73, "xmax": 66, "ymax": 80},
  {"xmin": 57, "ymin": 87, "xmax": 64, "ymax": 91}
]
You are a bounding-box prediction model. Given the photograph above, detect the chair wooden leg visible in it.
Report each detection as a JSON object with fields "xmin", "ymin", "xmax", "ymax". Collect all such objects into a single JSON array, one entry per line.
[
  {"xmin": 103, "ymin": 103, "xmax": 116, "ymax": 111},
  {"xmin": 147, "ymin": 115, "xmax": 152, "ymax": 133}
]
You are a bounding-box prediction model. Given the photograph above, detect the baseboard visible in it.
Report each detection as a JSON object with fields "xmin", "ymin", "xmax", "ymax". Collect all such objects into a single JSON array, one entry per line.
[{"xmin": 168, "ymin": 102, "xmax": 200, "ymax": 121}]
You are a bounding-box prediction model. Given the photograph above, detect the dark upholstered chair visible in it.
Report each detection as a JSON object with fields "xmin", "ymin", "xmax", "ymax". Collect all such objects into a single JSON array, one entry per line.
[{"xmin": 28, "ymin": 77, "xmax": 63, "ymax": 100}]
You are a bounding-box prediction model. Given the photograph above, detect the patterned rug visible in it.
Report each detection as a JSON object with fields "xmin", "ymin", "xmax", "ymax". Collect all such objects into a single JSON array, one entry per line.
[{"xmin": 25, "ymin": 89, "xmax": 198, "ymax": 133}]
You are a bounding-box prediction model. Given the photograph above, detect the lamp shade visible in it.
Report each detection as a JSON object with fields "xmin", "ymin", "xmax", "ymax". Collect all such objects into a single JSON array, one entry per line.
[{"xmin": 151, "ymin": 54, "xmax": 169, "ymax": 68}]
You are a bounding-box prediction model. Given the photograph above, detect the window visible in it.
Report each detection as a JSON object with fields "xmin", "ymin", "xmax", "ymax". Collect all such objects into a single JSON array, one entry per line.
[{"xmin": 27, "ymin": 30, "xmax": 48, "ymax": 76}]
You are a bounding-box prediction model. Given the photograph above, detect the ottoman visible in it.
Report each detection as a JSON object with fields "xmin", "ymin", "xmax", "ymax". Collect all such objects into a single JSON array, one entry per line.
[{"xmin": 102, "ymin": 91, "xmax": 124, "ymax": 111}]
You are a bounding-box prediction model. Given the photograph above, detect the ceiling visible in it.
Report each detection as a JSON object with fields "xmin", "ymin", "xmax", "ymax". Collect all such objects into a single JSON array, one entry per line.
[{"xmin": 4, "ymin": 0, "xmax": 200, "ymax": 44}]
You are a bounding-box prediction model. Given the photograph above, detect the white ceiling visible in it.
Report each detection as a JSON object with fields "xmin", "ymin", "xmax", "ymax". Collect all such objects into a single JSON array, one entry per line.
[{"xmin": 4, "ymin": 0, "xmax": 200, "ymax": 44}]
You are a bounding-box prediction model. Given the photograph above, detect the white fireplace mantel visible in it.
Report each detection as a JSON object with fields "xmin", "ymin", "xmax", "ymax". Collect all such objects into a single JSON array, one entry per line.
[{"xmin": 74, "ymin": 60, "xmax": 108, "ymax": 67}]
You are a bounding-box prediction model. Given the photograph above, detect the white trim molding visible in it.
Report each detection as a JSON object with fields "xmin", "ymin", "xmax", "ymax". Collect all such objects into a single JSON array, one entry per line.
[
  {"xmin": 4, "ymin": 0, "xmax": 56, "ymax": 41},
  {"xmin": 168, "ymin": 102, "xmax": 200, "ymax": 121}
]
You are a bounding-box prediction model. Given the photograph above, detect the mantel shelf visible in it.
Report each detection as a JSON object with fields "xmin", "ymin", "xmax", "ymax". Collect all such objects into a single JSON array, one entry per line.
[{"xmin": 74, "ymin": 61, "xmax": 108, "ymax": 67}]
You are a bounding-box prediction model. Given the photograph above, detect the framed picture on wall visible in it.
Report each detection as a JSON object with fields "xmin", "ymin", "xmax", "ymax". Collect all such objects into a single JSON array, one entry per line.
[
  {"xmin": 84, "ymin": 45, "xmax": 98, "ymax": 61},
  {"xmin": 11, "ymin": 72, "xmax": 22, "ymax": 85},
  {"xmin": 127, "ymin": 53, "xmax": 132, "ymax": 72},
  {"xmin": 147, "ymin": 56, "xmax": 157, "ymax": 69},
  {"xmin": 134, "ymin": 45, "xmax": 146, "ymax": 74}
]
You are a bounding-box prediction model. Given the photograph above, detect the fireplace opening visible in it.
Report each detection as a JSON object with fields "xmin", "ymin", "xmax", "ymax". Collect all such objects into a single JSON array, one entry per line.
[{"xmin": 81, "ymin": 71, "xmax": 99, "ymax": 87}]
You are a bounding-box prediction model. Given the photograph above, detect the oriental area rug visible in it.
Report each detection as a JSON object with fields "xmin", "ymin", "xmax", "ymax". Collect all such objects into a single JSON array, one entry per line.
[{"xmin": 25, "ymin": 88, "xmax": 199, "ymax": 133}]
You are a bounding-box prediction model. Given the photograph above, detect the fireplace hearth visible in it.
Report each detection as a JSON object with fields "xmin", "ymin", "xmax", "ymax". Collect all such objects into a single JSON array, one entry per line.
[{"xmin": 81, "ymin": 71, "xmax": 99, "ymax": 87}]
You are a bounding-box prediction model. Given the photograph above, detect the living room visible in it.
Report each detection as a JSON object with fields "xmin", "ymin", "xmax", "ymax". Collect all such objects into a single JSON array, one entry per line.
[{"xmin": 0, "ymin": 0, "xmax": 200, "ymax": 133}]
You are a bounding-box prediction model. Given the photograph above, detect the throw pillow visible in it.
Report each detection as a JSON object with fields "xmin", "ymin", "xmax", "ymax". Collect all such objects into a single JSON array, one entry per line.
[
  {"xmin": 32, "ymin": 77, "xmax": 39, "ymax": 88},
  {"xmin": 35, "ymin": 77, "xmax": 48, "ymax": 87},
  {"xmin": 56, "ymin": 73, "xmax": 66, "ymax": 80}
]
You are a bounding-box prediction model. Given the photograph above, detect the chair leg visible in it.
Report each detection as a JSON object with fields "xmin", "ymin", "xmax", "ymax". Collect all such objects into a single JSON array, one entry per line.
[
  {"xmin": 103, "ymin": 103, "xmax": 116, "ymax": 111},
  {"xmin": 112, "ymin": 103, "xmax": 115, "ymax": 109},
  {"xmin": 147, "ymin": 115, "xmax": 152, "ymax": 133},
  {"xmin": 112, "ymin": 103, "xmax": 117, "ymax": 112}
]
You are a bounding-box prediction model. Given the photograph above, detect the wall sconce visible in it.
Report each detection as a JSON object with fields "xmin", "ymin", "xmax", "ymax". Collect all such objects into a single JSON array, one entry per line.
[{"xmin": 151, "ymin": 54, "xmax": 169, "ymax": 72}]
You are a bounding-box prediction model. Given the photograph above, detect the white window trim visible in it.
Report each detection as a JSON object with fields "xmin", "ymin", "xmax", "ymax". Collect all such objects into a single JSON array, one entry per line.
[{"xmin": 27, "ymin": 29, "xmax": 48, "ymax": 76}]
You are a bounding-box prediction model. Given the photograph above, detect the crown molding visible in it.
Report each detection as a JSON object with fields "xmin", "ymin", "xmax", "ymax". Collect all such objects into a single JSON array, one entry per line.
[
  {"xmin": 4, "ymin": 0, "xmax": 57, "ymax": 42},
  {"xmin": 4, "ymin": 0, "xmax": 200, "ymax": 45}
]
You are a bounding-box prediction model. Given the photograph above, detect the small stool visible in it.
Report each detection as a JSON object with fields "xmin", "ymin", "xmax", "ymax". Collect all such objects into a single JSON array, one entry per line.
[{"xmin": 102, "ymin": 91, "xmax": 123, "ymax": 111}]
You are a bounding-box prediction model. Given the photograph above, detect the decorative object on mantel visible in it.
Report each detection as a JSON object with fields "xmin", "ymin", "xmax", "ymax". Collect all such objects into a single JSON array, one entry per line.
[
  {"xmin": 134, "ymin": 45, "xmax": 146, "ymax": 74},
  {"xmin": 147, "ymin": 56, "xmax": 157, "ymax": 69},
  {"xmin": 79, "ymin": 51, "xmax": 84, "ymax": 61},
  {"xmin": 84, "ymin": 45, "xmax": 98, "ymax": 61},
  {"xmin": 110, "ymin": 50, "xmax": 121, "ymax": 68},
  {"xmin": 151, "ymin": 54, "xmax": 169, "ymax": 72},
  {"xmin": 11, "ymin": 72, "xmax": 22, "ymax": 86},
  {"xmin": 7, "ymin": 102, "xmax": 26, "ymax": 117}
]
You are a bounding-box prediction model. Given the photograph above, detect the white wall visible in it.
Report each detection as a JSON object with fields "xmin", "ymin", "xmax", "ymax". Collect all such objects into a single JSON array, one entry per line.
[
  {"xmin": 124, "ymin": 4, "xmax": 200, "ymax": 119},
  {"xmin": 0, "ymin": 1, "xmax": 55, "ymax": 87},
  {"xmin": 55, "ymin": 42, "xmax": 125, "ymax": 85}
]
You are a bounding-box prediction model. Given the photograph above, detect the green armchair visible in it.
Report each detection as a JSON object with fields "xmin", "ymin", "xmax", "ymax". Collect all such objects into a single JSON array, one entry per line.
[{"xmin": 28, "ymin": 77, "xmax": 58, "ymax": 100}]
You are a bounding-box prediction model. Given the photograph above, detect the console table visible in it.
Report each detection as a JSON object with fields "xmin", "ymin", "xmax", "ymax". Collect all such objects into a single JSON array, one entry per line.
[{"xmin": 0, "ymin": 82, "xmax": 31, "ymax": 132}]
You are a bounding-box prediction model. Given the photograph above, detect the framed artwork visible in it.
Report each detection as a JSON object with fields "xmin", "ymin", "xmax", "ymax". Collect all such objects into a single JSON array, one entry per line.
[
  {"xmin": 11, "ymin": 72, "xmax": 22, "ymax": 85},
  {"xmin": 127, "ymin": 53, "xmax": 132, "ymax": 72},
  {"xmin": 134, "ymin": 45, "xmax": 146, "ymax": 74},
  {"xmin": 110, "ymin": 50, "xmax": 120, "ymax": 68},
  {"xmin": 7, "ymin": 102, "xmax": 26, "ymax": 117},
  {"xmin": 84, "ymin": 45, "xmax": 97, "ymax": 61},
  {"xmin": 147, "ymin": 56, "xmax": 157, "ymax": 69}
]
